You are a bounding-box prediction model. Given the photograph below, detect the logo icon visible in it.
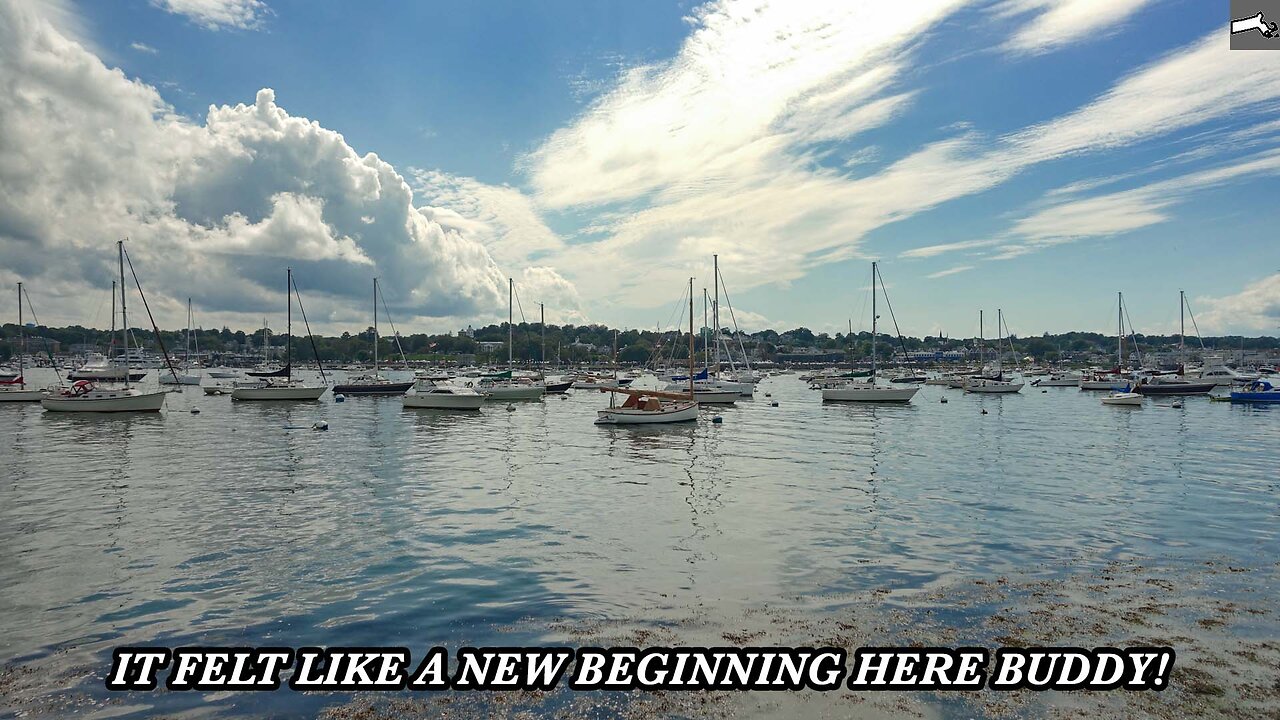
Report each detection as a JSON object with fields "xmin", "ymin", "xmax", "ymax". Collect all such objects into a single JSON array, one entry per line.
[{"xmin": 1232, "ymin": 1, "xmax": 1280, "ymax": 48}]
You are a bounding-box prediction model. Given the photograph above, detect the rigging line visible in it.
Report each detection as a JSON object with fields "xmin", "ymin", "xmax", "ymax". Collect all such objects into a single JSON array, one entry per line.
[
  {"xmin": 20, "ymin": 286, "xmax": 65, "ymax": 382},
  {"xmin": 1183, "ymin": 296, "xmax": 1208, "ymax": 351},
  {"xmin": 512, "ymin": 284, "xmax": 531, "ymax": 364},
  {"xmin": 999, "ymin": 310, "xmax": 1021, "ymax": 369},
  {"xmin": 714, "ymin": 265, "xmax": 752, "ymax": 372},
  {"xmin": 290, "ymin": 274, "xmax": 328, "ymax": 384},
  {"xmin": 122, "ymin": 244, "xmax": 181, "ymax": 384},
  {"xmin": 376, "ymin": 284, "xmax": 409, "ymax": 366},
  {"xmin": 873, "ymin": 264, "xmax": 912, "ymax": 366},
  {"xmin": 1121, "ymin": 297, "xmax": 1142, "ymax": 366}
]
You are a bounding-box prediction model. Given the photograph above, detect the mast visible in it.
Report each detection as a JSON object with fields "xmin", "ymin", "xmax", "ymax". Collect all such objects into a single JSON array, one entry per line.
[
  {"xmin": 1117, "ymin": 291, "xmax": 1123, "ymax": 369},
  {"xmin": 110, "ymin": 280, "xmax": 116, "ymax": 362},
  {"xmin": 996, "ymin": 308, "xmax": 1003, "ymax": 373},
  {"xmin": 1179, "ymin": 289, "xmax": 1185, "ymax": 371},
  {"xmin": 16, "ymin": 282, "xmax": 24, "ymax": 386},
  {"xmin": 185, "ymin": 298, "xmax": 192, "ymax": 367},
  {"xmin": 262, "ymin": 319, "xmax": 268, "ymax": 366},
  {"xmin": 713, "ymin": 254, "xmax": 719, "ymax": 375},
  {"xmin": 119, "ymin": 240, "xmax": 130, "ymax": 389},
  {"xmin": 286, "ymin": 267, "xmax": 292, "ymax": 380},
  {"xmin": 508, "ymin": 277, "xmax": 513, "ymax": 368},
  {"xmin": 870, "ymin": 261, "xmax": 877, "ymax": 381},
  {"xmin": 978, "ymin": 309, "xmax": 983, "ymax": 367},
  {"xmin": 373, "ymin": 277, "xmax": 379, "ymax": 375},
  {"xmin": 540, "ymin": 302, "xmax": 545, "ymax": 368},
  {"xmin": 688, "ymin": 278, "xmax": 695, "ymax": 398},
  {"xmin": 703, "ymin": 288, "xmax": 709, "ymax": 368}
]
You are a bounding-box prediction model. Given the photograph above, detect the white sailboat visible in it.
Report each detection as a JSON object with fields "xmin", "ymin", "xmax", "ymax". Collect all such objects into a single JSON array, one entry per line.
[
  {"xmin": 159, "ymin": 298, "xmax": 202, "ymax": 385},
  {"xmin": 0, "ymin": 282, "xmax": 48, "ymax": 402},
  {"xmin": 965, "ymin": 309, "xmax": 1023, "ymax": 394},
  {"xmin": 596, "ymin": 278, "xmax": 698, "ymax": 425},
  {"xmin": 823, "ymin": 262, "xmax": 919, "ymax": 403},
  {"xmin": 231, "ymin": 268, "xmax": 328, "ymax": 401},
  {"xmin": 43, "ymin": 241, "xmax": 167, "ymax": 413},
  {"xmin": 480, "ymin": 278, "xmax": 545, "ymax": 401}
]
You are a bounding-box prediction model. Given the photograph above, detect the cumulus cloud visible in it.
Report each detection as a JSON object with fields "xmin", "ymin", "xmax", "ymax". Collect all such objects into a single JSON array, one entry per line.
[
  {"xmin": 0, "ymin": 0, "xmax": 557, "ymax": 332},
  {"xmin": 151, "ymin": 0, "xmax": 267, "ymax": 30},
  {"xmin": 1197, "ymin": 274, "xmax": 1280, "ymax": 334}
]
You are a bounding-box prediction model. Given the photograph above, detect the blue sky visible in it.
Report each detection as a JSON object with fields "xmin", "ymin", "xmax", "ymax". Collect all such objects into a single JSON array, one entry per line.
[{"xmin": 2, "ymin": 0, "xmax": 1278, "ymax": 338}]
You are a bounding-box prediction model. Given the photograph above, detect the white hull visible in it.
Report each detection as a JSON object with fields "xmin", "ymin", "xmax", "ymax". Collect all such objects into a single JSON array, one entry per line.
[
  {"xmin": 822, "ymin": 385, "xmax": 919, "ymax": 402},
  {"xmin": 403, "ymin": 391, "xmax": 485, "ymax": 409},
  {"xmin": 159, "ymin": 373, "xmax": 201, "ymax": 385},
  {"xmin": 0, "ymin": 388, "xmax": 47, "ymax": 402},
  {"xmin": 1080, "ymin": 379, "xmax": 1125, "ymax": 390},
  {"xmin": 965, "ymin": 380, "xmax": 1024, "ymax": 394},
  {"xmin": 595, "ymin": 401, "xmax": 698, "ymax": 424},
  {"xmin": 42, "ymin": 388, "xmax": 166, "ymax": 412},
  {"xmin": 482, "ymin": 384, "xmax": 545, "ymax": 400},
  {"xmin": 1102, "ymin": 392, "xmax": 1143, "ymax": 406},
  {"xmin": 207, "ymin": 370, "xmax": 239, "ymax": 379},
  {"xmin": 1033, "ymin": 378, "xmax": 1080, "ymax": 387},
  {"xmin": 231, "ymin": 384, "xmax": 327, "ymax": 401}
]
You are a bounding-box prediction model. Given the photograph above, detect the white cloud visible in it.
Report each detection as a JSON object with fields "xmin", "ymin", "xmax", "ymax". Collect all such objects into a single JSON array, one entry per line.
[
  {"xmin": 1196, "ymin": 274, "xmax": 1280, "ymax": 334},
  {"xmin": 926, "ymin": 265, "xmax": 975, "ymax": 279},
  {"xmin": 151, "ymin": 0, "xmax": 267, "ymax": 30},
  {"xmin": 0, "ymin": 0, "xmax": 558, "ymax": 332},
  {"xmin": 996, "ymin": 0, "xmax": 1156, "ymax": 56},
  {"xmin": 130, "ymin": 41, "xmax": 158, "ymax": 54}
]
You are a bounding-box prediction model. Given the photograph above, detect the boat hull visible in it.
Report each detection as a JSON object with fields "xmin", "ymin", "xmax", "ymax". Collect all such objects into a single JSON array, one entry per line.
[
  {"xmin": 1134, "ymin": 382, "xmax": 1215, "ymax": 396},
  {"xmin": 42, "ymin": 389, "xmax": 166, "ymax": 412},
  {"xmin": 1079, "ymin": 379, "xmax": 1125, "ymax": 390},
  {"xmin": 230, "ymin": 385, "xmax": 327, "ymax": 401},
  {"xmin": 68, "ymin": 370, "xmax": 147, "ymax": 382},
  {"xmin": 331, "ymin": 381, "xmax": 415, "ymax": 396},
  {"xmin": 1230, "ymin": 391, "xmax": 1280, "ymax": 403},
  {"xmin": 158, "ymin": 374, "xmax": 202, "ymax": 385},
  {"xmin": 544, "ymin": 381, "xmax": 574, "ymax": 393},
  {"xmin": 822, "ymin": 385, "xmax": 919, "ymax": 402},
  {"xmin": 1032, "ymin": 377, "xmax": 1080, "ymax": 387},
  {"xmin": 1102, "ymin": 392, "xmax": 1143, "ymax": 406},
  {"xmin": 0, "ymin": 388, "xmax": 48, "ymax": 402},
  {"xmin": 403, "ymin": 392, "xmax": 485, "ymax": 409},
  {"xmin": 595, "ymin": 401, "xmax": 698, "ymax": 424},
  {"xmin": 965, "ymin": 381, "xmax": 1024, "ymax": 394},
  {"xmin": 482, "ymin": 385, "xmax": 545, "ymax": 400}
]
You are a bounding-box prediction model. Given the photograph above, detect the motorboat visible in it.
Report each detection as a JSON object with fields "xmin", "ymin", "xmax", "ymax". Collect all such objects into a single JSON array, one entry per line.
[
  {"xmin": 402, "ymin": 379, "xmax": 485, "ymax": 409},
  {"xmin": 1230, "ymin": 380, "xmax": 1280, "ymax": 403},
  {"xmin": 67, "ymin": 353, "xmax": 146, "ymax": 383},
  {"xmin": 1102, "ymin": 390, "xmax": 1143, "ymax": 406}
]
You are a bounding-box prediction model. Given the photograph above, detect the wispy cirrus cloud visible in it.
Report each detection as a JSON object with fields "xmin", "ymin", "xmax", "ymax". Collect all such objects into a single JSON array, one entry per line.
[
  {"xmin": 129, "ymin": 41, "xmax": 157, "ymax": 54},
  {"xmin": 994, "ymin": 0, "xmax": 1157, "ymax": 56},
  {"xmin": 926, "ymin": 265, "xmax": 975, "ymax": 279}
]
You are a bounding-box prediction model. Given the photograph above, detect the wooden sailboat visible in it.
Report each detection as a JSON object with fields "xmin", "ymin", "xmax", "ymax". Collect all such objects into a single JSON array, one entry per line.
[
  {"xmin": 333, "ymin": 278, "xmax": 414, "ymax": 396},
  {"xmin": 42, "ymin": 241, "xmax": 167, "ymax": 412},
  {"xmin": 595, "ymin": 279, "xmax": 698, "ymax": 424},
  {"xmin": 823, "ymin": 262, "xmax": 919, "ymax": 402},
  {"xmin": 0, "ymin": 282, "xmax": 48, "ymax": 402},
  {"xmin": 230, "ymin": 268, "xmax": 328, "ymax": 400}
]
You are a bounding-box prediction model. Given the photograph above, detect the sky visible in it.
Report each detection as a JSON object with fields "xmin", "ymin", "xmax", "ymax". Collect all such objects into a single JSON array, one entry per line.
[{"xmin": 1, "ymin": 0, "xmax": 1278, "ymax": 340}]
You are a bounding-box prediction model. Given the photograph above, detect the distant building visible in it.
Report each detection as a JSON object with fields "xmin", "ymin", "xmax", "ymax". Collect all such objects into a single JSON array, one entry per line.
[{"xmin": 477, "ymin": 341, "xmax": 505, "ymax": 352}]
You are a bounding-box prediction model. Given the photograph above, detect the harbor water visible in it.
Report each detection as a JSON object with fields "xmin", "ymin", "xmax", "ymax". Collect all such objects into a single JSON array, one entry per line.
[{"xmin": 1, "ymin": 368, "xmax": 1277, "ymax": 717}]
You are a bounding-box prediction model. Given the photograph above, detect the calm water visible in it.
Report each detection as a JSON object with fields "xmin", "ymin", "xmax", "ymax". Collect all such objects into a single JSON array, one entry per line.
[{"xmin": 1, "ymin": 368, "xmax": 1277, "ymax": 717}]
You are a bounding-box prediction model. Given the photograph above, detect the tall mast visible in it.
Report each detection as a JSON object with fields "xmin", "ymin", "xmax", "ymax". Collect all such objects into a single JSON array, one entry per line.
[
  {"xmin": 540, "ymin": 302, "xmax": 545, "ymax": 368},
  {"xmin": 870, "ymin": 261, "xmax": 877, "ymax": 381},
  {"xmin": 703, "ymin": 288, "xmax": 709, "ymax": 368},
  {"xmin": 688, "ymin": 278, "xmax": 695, "ymax": 398},
  {"xmin": 119, "ymin": 240, "xmax": 130, "ymax": 389},
  {"xmin": 996, "ymin": 308, "xmax": 1003, "ymax": 373},
  {"xmin": 1179, "ymin": 289, "xmax": 1185, "ymax": 369},
  {"xmin": 16, "ymin": 282, "xmax": 24, "ymax": 385},
  {"xmin": 286, "ymin": 267, "xmax": 292, "ymax": 379},
  {"xmin": 508, "ymin": 277, "xmax": 513, "ymax": 368},
  {"xmin": 1117, "ymin": 291, "xmax": 1123, "ymax": 368},
  {"xmin": 373, "ymin": 277, "xmax": 379, "ymax": 375},
  {"xmin": 185, "ymin": 297, "xmax": 192, "ymax": 366},
  {"xmin": 713, "ymin": 254, "xmax": 719, "ymax": 375},
  {"xmin": 978, "ymin": 309, "xmax": 983, "ymax": 367},
  {"xmin": 110, "ymin": 280, "xmax": 116, "ymax": 361}
]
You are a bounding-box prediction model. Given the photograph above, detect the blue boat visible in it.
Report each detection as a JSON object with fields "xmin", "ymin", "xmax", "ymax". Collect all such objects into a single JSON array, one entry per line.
[{"xmin": 1230, "ymin": 380, "xmax": 1280, "ymax": 403}]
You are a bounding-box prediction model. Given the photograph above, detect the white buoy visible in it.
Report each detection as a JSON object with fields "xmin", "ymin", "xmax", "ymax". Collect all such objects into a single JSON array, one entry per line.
[{"xmin": 1171, "ymin": 400, "xmax": 1183, "ymax": 409}]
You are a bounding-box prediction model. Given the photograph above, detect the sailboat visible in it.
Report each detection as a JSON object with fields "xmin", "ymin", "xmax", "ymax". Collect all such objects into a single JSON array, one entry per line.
[
  {"xmin": 230, "ymin": 268, "xmax": 328, "ymax": 401},
  {"xmin": 1124, "ymin": 292, "xmax": 1213, "ymax": 396},
  {"xmin": 42, "ymin": 241, "xmax": 167, "ymax": 413},
  {"xmin": 477, "ymin": 278, "xmax": 545, "ymax": 400},
  {"xmin": 822, "ymin": 262, "xmax": 919, "ymax": 402},
  {"xmin": 595, "ymin": 279, "xmax": 699, "ymax": 424},
  {"xmin": 159, "ymin": 298, "xmax": 202, "ymax": 385},
  {"xmin": 0, "ymin": 282, "xmax": 48, "ymax": 402},
  {"xmin": 708, "ymin": 254, "xmax": 755, "ymax": 396},
  {"xmin": 965, "ymin": 309, "xmax": 1023, "ymax": 393},
  {"xmin": 333, "ymin": 278, "xmax": 415, "ymax": 396}
]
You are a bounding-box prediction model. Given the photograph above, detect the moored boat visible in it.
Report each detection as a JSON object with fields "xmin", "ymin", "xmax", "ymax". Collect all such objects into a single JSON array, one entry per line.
[
  {"xmin": 403, "ymin": 379, "xmax": 485, "ymax": 409},
  {"xmin": 822, "ymin": 263, "xmax": 919, "ymax": 403},
  {"xmin": 0, "ymin": 283, "xmax": 47, "ymax": 402},
  {"xmin": 230, "ymin": 269, "xmax": 328, "ymax": 401},
  {"xmin": 1229, "ymin": 380, "xmax": 1280, "ymax": 403}
]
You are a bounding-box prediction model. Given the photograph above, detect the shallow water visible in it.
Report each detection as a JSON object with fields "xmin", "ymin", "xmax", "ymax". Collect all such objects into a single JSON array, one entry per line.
[{"xmin": 1, "ymin": 368, "xmax": 1277, "ymax": 717}]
